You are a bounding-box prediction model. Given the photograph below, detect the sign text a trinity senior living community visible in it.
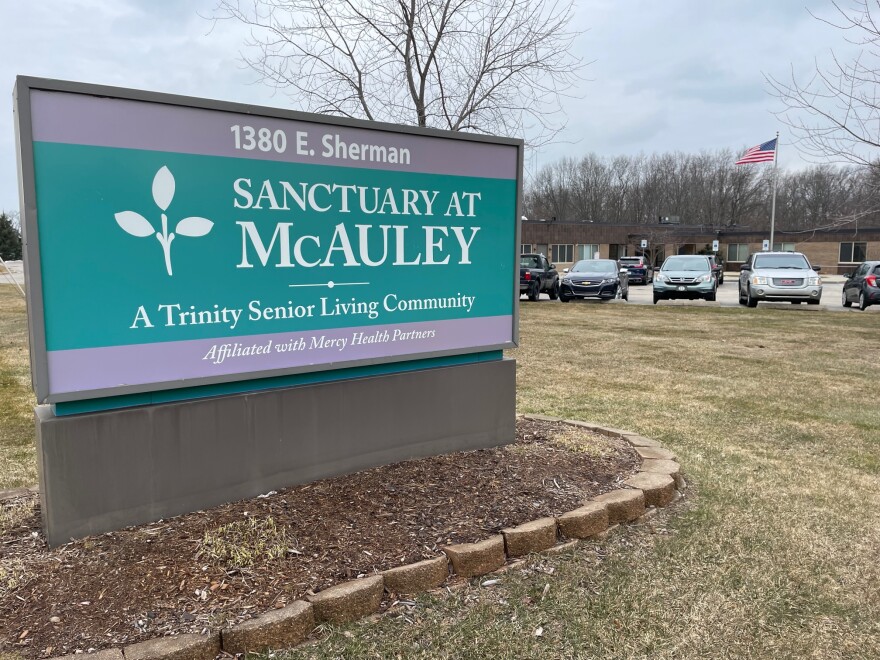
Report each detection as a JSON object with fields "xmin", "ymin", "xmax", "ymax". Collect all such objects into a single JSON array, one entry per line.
[{"xmin": 15, "ymin": 78, "xmax": 522, "ymax": 405}]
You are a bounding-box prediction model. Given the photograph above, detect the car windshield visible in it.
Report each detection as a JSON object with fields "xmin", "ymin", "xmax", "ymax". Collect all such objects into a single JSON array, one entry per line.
[
  {"xmin": 753, "ymin": 254, "xmax": 810, "ymax": 269},
  {"xmin": 662, "ymin": 256, "xmax": 709, "ymax": 272},
  {"xmin": 570, "ymin": 260, "xmax": 617, "ymax": 273},
  {"xmin": 520, "ymin": 255, "xmax": 541, "ymax": 269}
]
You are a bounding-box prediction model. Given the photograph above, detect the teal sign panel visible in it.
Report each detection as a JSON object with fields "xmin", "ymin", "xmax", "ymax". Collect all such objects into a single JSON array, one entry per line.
[{"xmin": 14, "ymin": 79, "xmax": 522, "ymax": 403}]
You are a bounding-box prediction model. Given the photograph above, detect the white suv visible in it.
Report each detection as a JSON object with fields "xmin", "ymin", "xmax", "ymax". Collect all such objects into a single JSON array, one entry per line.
[{"xmin": 738, "ymin": 251, "xmax": 822, "ymax": 307}]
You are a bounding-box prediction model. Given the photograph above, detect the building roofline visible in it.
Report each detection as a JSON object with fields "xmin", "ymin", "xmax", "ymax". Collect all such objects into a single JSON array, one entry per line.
[{"xmin": 523, "ymin": 219, "xmax": 880, "ymax": 237}]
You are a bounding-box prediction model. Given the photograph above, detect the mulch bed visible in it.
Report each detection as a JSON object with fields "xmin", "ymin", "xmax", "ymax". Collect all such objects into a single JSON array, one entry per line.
[{"xmin": 0, "ymin": 417, "xmax": 640, "ymax": 658}]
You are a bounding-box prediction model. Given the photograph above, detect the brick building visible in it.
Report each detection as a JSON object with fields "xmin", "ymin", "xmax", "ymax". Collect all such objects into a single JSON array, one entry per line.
[{"xmin": 521, "ymin": 220, "xmax": 880, "ymax": 274}]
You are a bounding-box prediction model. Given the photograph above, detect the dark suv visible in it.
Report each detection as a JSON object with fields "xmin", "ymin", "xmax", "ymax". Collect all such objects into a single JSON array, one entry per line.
[
  {"xmin": 842, "ymin": 260, "xmax": 880, "ymax": 310},
  {"xmin": 618, "ymin": 256, "xmax": 653, "ymax": 284},
  {"xmin": 706, "ymin": 254, "xmax": 724, "ymax": 285}
]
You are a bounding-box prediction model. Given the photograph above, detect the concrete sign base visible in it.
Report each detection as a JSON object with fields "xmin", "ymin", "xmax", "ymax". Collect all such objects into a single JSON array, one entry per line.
[{"xmin": 35, "ymin": 359, "xmax": 515, "ymax": 547}]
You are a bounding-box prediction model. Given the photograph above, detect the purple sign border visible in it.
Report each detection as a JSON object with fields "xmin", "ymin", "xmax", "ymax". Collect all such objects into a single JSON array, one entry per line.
[
  {"xmin": 30, "ymin": 91, "xmax": 517, "ymax": 180},
  {"xmin": 47, "ymin": 316, "xmax": 512, "ymax": 398}
]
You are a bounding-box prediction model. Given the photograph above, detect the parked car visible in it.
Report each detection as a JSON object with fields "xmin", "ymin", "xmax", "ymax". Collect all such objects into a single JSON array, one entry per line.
[
  {"xmin": 841, "ymin": 260, "xmax": 880, "ymax": 310},
  {"xmin": 519, "ymin": 253, "xmax": 559, "ymax": 301},
  {"xmin": 559, "ymin": 259, "xmax": 628, "ymax": 302},
  {"xmin": 738, "ymin": 251, "xmax": 822, "ymax": 307},
  {"xmin": 653, "ymin": 255, "xmax": 716, "ymax": 304},
  {"xmin": 619, "ymin": 256, "xmax": 653, "ymax": 284},
  {"xmin": 706, "ymin": 254, "xmax": 724, "ymax": 285}
]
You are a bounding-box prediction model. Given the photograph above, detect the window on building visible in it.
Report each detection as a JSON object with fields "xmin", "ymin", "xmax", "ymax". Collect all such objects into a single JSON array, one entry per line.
[
  {"xmin": 773, "ymin": 242, "xmax": 795, "ymax": 252},
  {"xmin": 551, "ymin": 244, "xmax": 574, "ymax": 263},
  {"xmin": 839, "ymin": 242, "xmax": 867, "ymax": 263},
  {"xmin": 576, "ymin": 244, "xmax": 600, "ymax": 260},
  {"xmin": 651, "ymin": 245, "xmax": 666, "ymax": 267},
  {"xmin": 608, "ymin": 244, "xmax": 627, "ymax": 260},
  {"xmin": 727, "ymin": 243, "xmax": 750, "ymax": 262},
  {"xmin": 521, "ymin": 244, "xmax": 533, "ymax": 254}
]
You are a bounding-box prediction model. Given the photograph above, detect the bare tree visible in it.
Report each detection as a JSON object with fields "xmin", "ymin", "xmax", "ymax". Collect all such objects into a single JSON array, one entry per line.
[
  {"xmin": 767, "ymin": 1, "xmax": 880, "ymax": 166},
  {"xmin": 524, "ymin": 149, "xmax": 880, "ymax": 230},
  {"xmin": 210, "ymin": 0, "xmax": 583, "ymax": 144}
]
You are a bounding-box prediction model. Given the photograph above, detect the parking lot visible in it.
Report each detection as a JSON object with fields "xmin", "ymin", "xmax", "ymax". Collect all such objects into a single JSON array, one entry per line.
[{"xmin": 527, "ymin": 273, "xmax": 873, "ymax": 312}]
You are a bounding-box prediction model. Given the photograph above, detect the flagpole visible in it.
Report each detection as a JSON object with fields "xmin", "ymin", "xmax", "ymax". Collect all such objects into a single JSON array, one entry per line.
[{"xmin": 769, "ymin": 131, "xmax": 779, "ymax": 250}]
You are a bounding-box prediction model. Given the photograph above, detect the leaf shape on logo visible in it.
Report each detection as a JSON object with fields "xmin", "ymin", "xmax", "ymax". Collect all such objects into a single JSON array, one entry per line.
[
  {"xmin": 175, "ymin": 217, "xmax": 214, "ymax": 237},
  {"xmin": 152, "ymin": 166, "xmax": 175, "ymax": 211},
  {"xmin": 115, "ymin": 211, "xmax": 155, "ymax": 237}
]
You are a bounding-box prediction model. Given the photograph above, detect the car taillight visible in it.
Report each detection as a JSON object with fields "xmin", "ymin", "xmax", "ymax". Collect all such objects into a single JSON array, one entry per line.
[
  {"xmin": 867, "ymin": 274, "xmax": 877, "ymax": 287},
  {"xmin": 524, "ymin": 271, "xmax": 531, "ymax": 281}
]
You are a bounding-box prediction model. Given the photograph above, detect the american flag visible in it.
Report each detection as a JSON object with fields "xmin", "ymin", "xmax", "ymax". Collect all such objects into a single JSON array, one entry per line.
[{"xmin": 735, "ymin": 138, "xmax": 777, "ymax": 165}]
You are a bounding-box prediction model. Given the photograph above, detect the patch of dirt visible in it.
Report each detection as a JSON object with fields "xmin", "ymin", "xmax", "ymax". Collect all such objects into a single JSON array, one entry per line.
[{"xmin": 0, "ymin": 417, "xmax": 640, "ymax": 658}]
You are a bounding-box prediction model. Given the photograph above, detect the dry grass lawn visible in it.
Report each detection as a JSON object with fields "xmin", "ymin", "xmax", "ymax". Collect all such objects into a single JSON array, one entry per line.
[
  {"xmin": 0, "ymin": 286, "xmax": 35, "ymax": 489},
  {"xmin": 1, "ymin": 288, "xmax": 878, "ymax": 658},
  {"xmin": 282, "ymin": 301, "xmax": 880, "ymax": 659}
]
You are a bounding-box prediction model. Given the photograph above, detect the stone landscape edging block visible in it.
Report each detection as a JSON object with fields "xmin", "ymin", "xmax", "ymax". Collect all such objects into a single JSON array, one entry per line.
[
  {"xmin": 443, "ymin": 535, "xmax": 506, "ymax": 577},
  {"xmin": 635, "ymin": 446, "xmax": 677, "ymax": 461},
  {"xmin": 382, "ymin": 555, "xmax": 450, "ymax": 594},
  {"xmin": 306, "ymin": 574, "xmax": 385, "ymax": 624},
  {"xmin": 621, "ymin": 434, "xmax": 662, "ymax": 448},
  {"xmin": 124, "ymin": 633, "xmax": 220, "ymax": 660},
  {"xmin": 639, "ymin": 458, "xmax": 681, "ymax": 479},
  {"xmin": 557, "ymin": 501, "xmax": 609, "ymax": 539},
  {"xmin": 221, "ymin": 600, "xmax": 314, "ymax": 655},
  {"xmin": 44, "ymin": 416, "xmax": 686, "ymax": 660},
  {"xmin": 562, "ymin": 420, "xmax": 625, "ymax": 438},
  {"xmin": 501, "ymin": 517, "xmax": 559, "ymax": 557},
  {"xmin": 592, "ymin": 488, "xmax": 647, "ymax": 524},
  {"xmin": 624, "ymin": 472, "xmax": 676, "ymax": 507}
]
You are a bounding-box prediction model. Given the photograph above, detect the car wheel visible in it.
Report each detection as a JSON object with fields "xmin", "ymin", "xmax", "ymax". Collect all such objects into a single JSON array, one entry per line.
[
  {"xmin": 859, "ymin": 291, "xmax": 869, "ymax": 311},
  {"xmin": 706, "ymin": 291, "xmax": 716, "ymax": 302},
  {"xmin": 559, "ymin": 296, "xmax": 570, "ymax": 302},
  {"xmin": 746, "ymin": 286, "xmax": 758, "ymax": 308},
  {"xmin": 528, "ymin": 281, "xmax": 540, "ymax": 302},
  {"xmin": 548, "ymin": 280, "xmax": 559, "ymax": 300},
  {"xmin": 653, "ymin": 292, "xmax": 661, "ymax": 305},
  {"xmin": 807, "ymin": 299, "xmax": 820, "ymax": 305},
  {"xmin": 842, "ymin": 289, "xmax": 852, "ymax": 308},
  {"xmin": 791, "ymin": 301, "xmax": 802, "ymax": 304}
]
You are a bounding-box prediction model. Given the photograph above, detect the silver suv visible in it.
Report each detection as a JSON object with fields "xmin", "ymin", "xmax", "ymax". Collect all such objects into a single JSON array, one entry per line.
[{"xmin": 738, "ymin": 251, "xmax": 822, "ymax": 307}]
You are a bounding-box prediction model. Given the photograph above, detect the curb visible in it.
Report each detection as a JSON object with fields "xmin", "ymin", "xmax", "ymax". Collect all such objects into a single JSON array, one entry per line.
[{"xmin": 37, "ymin": 416, "xmax": 686, "ymax": 659}]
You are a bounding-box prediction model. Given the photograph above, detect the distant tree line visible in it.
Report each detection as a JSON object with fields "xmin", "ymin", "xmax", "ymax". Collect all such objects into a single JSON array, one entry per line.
[{"xmin": 525, "ymin": 150, "xmax": 880, "ymax": 231}]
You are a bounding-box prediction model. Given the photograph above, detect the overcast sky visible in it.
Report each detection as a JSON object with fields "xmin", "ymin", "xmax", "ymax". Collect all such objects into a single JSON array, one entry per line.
[{"xmin": 0, "ymin": 0, "xmax": 862, "ymax": 215}]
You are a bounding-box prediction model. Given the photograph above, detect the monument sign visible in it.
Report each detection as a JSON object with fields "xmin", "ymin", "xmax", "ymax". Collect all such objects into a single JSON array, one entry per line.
[{"xmin": 15, "ymin": 78, "xmax": 520, "ymax": 545}]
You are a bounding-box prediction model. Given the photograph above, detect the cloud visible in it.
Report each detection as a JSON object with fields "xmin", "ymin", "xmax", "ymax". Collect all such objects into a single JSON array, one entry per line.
[
  {"xmin": 1, "ymin": 0, "xmax": 870, "ymax": 213},
  {"xmin": 0, "ymin": 0, "xmax": 286, "ymax": 214}
]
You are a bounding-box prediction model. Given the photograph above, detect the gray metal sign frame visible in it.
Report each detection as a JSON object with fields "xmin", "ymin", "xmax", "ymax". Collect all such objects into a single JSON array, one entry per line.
[{"xmin": 13, "ymin": 76, "xmax": 523, "ymax": 404}]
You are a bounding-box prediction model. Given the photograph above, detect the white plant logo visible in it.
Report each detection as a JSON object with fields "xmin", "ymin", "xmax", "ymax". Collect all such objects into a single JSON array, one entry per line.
[{"xmin": 115, "ymin": 166, "xmax": 214, "ymax": 276}]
